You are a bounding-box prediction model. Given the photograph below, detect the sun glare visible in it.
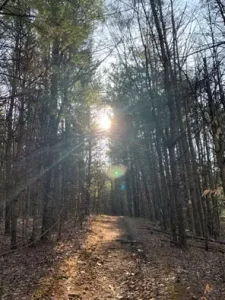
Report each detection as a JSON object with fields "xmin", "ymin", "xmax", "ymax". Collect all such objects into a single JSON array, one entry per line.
[{"xmin": 99, "ymin": 115, "xmax": 111, "ymax": 130}]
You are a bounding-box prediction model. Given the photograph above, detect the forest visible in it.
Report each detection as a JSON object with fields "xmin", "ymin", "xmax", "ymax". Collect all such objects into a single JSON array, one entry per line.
[{"xmin": 0, "ymin": 0, "xmax": 225, "ymax": 299}]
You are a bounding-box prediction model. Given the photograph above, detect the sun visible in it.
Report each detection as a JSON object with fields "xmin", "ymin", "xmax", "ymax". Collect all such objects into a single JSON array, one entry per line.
[{"xmin": 99, "ymin": 115, "xmax": 111, "ymax": 130}]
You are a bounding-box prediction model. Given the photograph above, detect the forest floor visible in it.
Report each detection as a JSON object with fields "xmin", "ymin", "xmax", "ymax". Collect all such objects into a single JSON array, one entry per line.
[{"xmin": 1, "ymin": 215, "xmax": 225, "ymax": 299}]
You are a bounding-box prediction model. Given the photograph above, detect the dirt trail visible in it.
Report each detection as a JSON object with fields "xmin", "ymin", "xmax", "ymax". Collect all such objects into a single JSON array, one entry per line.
[
  {"xmin": 32, "ymin": 215, "xmax": 138, "ymax": 299},
  {"xmin": 31, "ymin": 215, "xmax": 191, "ymax": 300}
]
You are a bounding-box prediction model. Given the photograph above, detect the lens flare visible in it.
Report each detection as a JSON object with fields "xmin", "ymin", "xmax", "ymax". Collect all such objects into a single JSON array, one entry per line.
[
  {"xmin": 121, "ymin": 184, "xmax": 126, "ymax": 191},
  {"xmin": 106, "ymin": 165, "xmax": 127, "ymax": 179}
]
